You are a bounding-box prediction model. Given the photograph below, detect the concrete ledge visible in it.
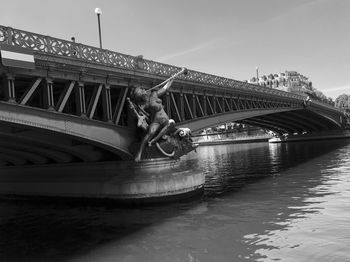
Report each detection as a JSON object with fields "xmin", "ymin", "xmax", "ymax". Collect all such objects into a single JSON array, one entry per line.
[{"xmin": 269, "ymin": 130, "xmax": 350, "ymax": 143}]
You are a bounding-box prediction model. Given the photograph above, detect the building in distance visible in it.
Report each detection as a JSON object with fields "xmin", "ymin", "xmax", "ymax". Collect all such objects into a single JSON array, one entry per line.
[{"xmin": 246, "ymin": 70, "xmax": 333, "ymax": 105}]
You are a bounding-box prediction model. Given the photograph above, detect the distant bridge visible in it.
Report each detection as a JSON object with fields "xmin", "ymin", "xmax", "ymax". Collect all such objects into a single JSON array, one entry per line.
[{"xmin": 0, "ymin": 25, "xmax": 347, "ymax": 166}]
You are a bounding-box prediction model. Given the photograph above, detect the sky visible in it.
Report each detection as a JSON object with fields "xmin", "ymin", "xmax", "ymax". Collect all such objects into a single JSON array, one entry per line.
[{"xmin": 1, "ymin": 0, "xmax": 349, "ymax": 98}]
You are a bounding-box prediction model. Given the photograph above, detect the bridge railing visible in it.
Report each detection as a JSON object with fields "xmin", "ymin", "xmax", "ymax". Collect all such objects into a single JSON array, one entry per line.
[{"xmin": 0, "ymin": 25, "xmax": 305, "ymax": 101}]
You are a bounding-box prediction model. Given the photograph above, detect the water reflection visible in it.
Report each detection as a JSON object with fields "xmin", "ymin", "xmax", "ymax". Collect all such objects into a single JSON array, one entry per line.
[
  {"xmin": 241, "ymin": 142, "xmax": 350, "ymax": 261},
  {"xmin": 0, "ymin": 140, "xmax": 350, "ymax": 261}
]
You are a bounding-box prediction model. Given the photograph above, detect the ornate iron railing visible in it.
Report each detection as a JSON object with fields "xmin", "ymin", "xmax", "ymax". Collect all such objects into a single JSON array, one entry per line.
[{"xmin": 0, "ymin": 25, "xmax": 318, "ymax": 102}]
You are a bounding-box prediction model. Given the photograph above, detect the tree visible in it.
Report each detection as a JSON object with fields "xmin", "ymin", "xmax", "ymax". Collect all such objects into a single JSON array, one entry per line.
[
  {"xmin": 327, "ymin": 97, "xmax": 335, "ymax": 106},
  {"xmin": 335, "ymin": 94, "xmax": 350, "ymax": 109}
]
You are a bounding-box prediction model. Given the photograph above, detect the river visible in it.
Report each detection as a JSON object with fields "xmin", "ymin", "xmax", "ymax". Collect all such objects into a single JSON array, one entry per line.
[{"xmin": 0, "ymin": 139, "xmax": 350, "ymax": 262}]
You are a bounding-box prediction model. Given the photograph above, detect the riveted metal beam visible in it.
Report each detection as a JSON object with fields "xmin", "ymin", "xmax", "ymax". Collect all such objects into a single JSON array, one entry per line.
[
  {"xmin": 195, "ymin": 96, "xmax": 204, "ymax": 117},
  {"xmin": 56, "ymin": 81, "xmax": 75, "ymax": 112},
  {"xmin": 206, "ymin": 97, "xmax": 214, "ymax": 115},
  {"xmin": 166, "ymin": 92, "xmax": 171, "ymax": 118},
  {"xmin": 203, "ymin": 93, "xmax": 207, "ymax": 116},
  {"xmin": 113, "ymin": 86, "xmax": 129, "ymax": 125},
  {"xmin": 43, "ymin": 78, "xmax": 55, "ymax": 110},
  {"xmin": 170, "ymin": 93, "xmax": 181, "ymax": 122},
  {"xmin": 192, "ymin": 93, "xmax": 196, "ymax": 118},
  {"xmin": 75, "ymin": 81, "xmax": 87, "ymax": 116},
  {"xmin": 20, "ymin": 77, "xmax": 42, "ymax": 105},
  {"xmin": 102, "ymin": 84, "xmax": 113, "ymax": 122},
  {"xmin": 87, "ymin": 84, "xmax": 103, "ymax": 119},
  {"xmin": 3, "ymin": 73, "xmax": 16, "ymax": 103},
  {"xmin": 225, "ymin": 97, "xmax": 232, "ymax": 112},
  {"xmin": 215, "ymin": 97, "xmax": 223, "ymax": 113},
  {"xmin": 180, "ymin": 89, "xmax": 185, "ymax": 121},
  {"xmin": 184, "ymin": 94, "xmax": 193, "ymax": 119}
]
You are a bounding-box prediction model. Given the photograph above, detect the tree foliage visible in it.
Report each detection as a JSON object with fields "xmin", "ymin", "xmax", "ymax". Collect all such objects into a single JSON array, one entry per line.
[
  {"xmin": 335, "ymin": 94, "xmax": 350, "ymax": 109},
  {"xmin": 288, "ymin": 85, "xmax": 335, "ymax": 105}
]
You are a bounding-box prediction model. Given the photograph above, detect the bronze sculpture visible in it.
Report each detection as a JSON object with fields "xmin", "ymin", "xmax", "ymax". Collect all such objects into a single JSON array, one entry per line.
[{"xmin": 127, "ymin": 68, "xmax": 197, "ymax": 162}]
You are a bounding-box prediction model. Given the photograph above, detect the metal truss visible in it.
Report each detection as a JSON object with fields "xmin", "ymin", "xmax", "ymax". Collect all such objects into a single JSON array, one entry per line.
[
  {"xmin": 163, "ymin": 88, "xmax": 300, "ymax": 124},
  {"xmin": 0, "ymin": 73, "xmax": 130, "ymax": 127},
  {"xmin": 0, "ymin": 71, "xmax": 339, "ymax": 134}
]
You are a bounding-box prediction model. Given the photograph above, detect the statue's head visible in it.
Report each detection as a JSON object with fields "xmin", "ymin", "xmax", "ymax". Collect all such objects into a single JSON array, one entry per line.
[{"xmin": 131, "ymin": 86, "xmax": 148, "ymax": 103}]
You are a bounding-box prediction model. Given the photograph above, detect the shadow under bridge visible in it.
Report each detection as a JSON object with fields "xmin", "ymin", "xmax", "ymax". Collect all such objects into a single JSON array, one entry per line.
[{"xmin": 175, "ymin": 98, "xmax": 343, "ymax": 136}]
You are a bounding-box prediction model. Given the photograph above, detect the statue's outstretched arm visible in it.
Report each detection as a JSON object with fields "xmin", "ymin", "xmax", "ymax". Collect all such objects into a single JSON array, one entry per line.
[
  {"xmin": 156, "ymin": 79, "xmax": 174, "ymax": 97},
  {"xmin": 148, "ymin": 67, "xmax": 187, "ymax": 95}
]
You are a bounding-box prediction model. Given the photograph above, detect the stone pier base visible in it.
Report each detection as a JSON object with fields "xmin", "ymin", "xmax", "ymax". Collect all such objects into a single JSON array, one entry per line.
[{"xmin": 0, "ymin": 158, "xmax": 205, "ymax": 202}]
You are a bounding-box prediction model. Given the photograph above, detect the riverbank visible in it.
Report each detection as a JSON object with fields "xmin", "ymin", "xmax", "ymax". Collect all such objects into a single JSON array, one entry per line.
[{"xmin": 193, "ymin": 135, "xmax": 271, "ymax": 146}]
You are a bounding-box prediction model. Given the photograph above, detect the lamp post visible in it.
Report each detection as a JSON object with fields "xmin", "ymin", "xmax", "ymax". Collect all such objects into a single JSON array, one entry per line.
[
  {"xmin": 256, "ymin": 66, "xmax": 259, "ymax": 82},
  {"xmin": 94, "ymin": 7, "xmax": 103, "ymax": 49}
]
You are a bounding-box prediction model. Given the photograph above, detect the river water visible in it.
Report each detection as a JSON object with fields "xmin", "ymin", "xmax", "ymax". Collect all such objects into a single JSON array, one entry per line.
[{"xmin": 0, "ymin": 140, "xmax": 350, "ymax": 262}]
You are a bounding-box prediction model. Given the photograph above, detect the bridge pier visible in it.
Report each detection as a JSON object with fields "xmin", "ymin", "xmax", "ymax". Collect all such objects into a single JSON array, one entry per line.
[{"xmin": 0, "ymin": 158, "xmax": 205, "ymax": 202}]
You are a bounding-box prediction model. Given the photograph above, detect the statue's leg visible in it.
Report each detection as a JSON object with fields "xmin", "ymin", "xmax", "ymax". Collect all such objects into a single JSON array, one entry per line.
[
  {"xmin": 134, "ymin": 133, "xmax": 151, "ymax": 162},
  {"xmin": 135, "ymin": 123, "xmax": 159, "ymax": 162},
  {"xmin": 148, "ymin": 120, "xmax": 175, "ymax": 147}
]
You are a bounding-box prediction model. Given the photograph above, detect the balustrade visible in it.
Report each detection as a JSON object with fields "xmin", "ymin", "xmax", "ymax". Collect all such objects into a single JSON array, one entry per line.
[{"xmin": 0, "ymin": 25, "xmax": 306, "ymax": 101}]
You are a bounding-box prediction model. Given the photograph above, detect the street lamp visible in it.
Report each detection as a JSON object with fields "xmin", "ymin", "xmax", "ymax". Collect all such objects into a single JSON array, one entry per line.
[
  {"xmin": 94, "ymin": 7, "xmax": 103, "ymax": 49},
  {"xmin": 256, "ymin": 66, "xmax": 259, "ymax": 82}
]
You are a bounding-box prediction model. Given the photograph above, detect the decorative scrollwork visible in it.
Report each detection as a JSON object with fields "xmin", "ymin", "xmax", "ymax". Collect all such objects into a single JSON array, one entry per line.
[{"xmin": 11, "ymin": 28, "xmax": 47, "ymax": 52}]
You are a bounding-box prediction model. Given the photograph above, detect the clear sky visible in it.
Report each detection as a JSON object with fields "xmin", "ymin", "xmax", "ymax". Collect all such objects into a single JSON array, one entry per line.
[{"xmin": 1, "ymin": 0, "xmax": 349, "ymax": 98}]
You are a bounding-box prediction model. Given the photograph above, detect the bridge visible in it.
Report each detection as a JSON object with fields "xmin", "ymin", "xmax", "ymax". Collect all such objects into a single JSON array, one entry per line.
[{"xmin": 0, "ymin": 25, "xmax": 347, "ymax": 167}]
